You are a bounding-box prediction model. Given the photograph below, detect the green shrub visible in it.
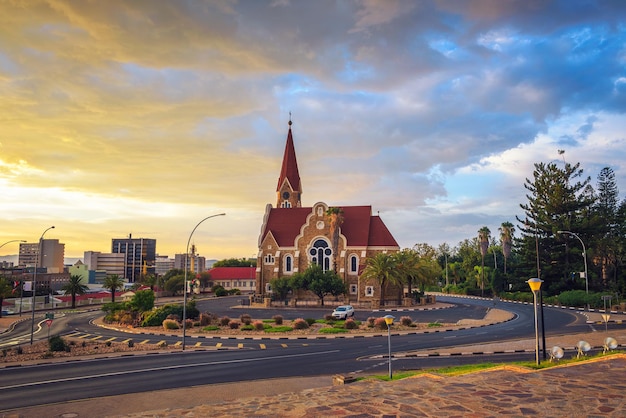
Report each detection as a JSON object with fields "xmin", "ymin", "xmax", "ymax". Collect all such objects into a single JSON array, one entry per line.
[
  {"xmin": 215, "ymin": 287, "xmax": 227, "ymax": 297},
  {"xmin": 142, "ymin": 304, "xmax": 183, "ymax": 327},
  {"xmin": 219, "ymin": 316, "xmax": 231, "ymax": 326},
  {"xmin": 202, "ymin": 325, "xmax": 220, "ymax": 331},
  {"xmin": 319, "ymin": 327, "xmax": 348, "ymax": 334},
  {"xmin": 427, "ymin": 322, "xmax": 443, "ymax": 328},
  {"xmin": 272, "ymin": 315, "xmax": 283, "ymax": 325},
  {"xmin": 264, "ymin": 326, "xmax": 293, "ymax": 333},
  {"xmin": 305, "ymin": 318, "xmax": 316, "ymax": 326},
  {"xmin": 163, "ymin": 319, "xmax": 180, "ymax": 330},
  {"xmin": 48, "ymin": 335, "xmax": 67, "ymax": 352},
  {"xmin": 292, "ymin": 318, "xmax": 309, "ymax": 329},
  {"xmin": 241, "ymin": 324, "xmax": 254, "ymax": 331}
]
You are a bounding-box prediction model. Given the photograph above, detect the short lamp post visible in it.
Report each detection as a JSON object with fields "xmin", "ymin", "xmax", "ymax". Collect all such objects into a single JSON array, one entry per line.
[
  {"xmin": 182, "ymin": 213, "xmax": 225, "ymax": 350},
  {"xmin": 384, "ymin": 314, "xmax": 395, "ymax": 380},
  {"xmin": 30, "ymin": 226, "xmax": 55, "ymax": 345},
  {"xmin": 527, "ymin": 278, "xmax": 543, "ymax": 366}
]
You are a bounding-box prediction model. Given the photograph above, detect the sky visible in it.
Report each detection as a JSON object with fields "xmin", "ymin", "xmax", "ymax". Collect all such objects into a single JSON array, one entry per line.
[{"xmin": 1, "ymin": 0, "xmax": 626, "ymax": 262}]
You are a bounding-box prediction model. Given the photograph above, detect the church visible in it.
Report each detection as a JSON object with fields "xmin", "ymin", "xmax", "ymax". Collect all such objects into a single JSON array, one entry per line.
[{"xmin": 255, "ymin": 120, "xmax": 400, "ymax": 305}]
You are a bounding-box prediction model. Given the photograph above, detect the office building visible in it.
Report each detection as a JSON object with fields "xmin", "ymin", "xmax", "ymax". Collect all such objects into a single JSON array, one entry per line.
[{"xmin": 111, "ymin": 235, "xmax": 156, "ymax": 282}]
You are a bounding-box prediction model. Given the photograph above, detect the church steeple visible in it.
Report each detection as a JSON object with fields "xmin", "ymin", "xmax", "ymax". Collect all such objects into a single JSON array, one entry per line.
[{"xmin": 276, "ymin": 118, "xmax": 302, "ymax": 208}]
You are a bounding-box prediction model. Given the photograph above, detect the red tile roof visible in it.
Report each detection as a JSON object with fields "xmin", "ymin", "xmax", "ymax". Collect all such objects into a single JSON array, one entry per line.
[
  {"xmin": 261, "ymin": 205, "xmax": 399, "ymax": 248},
  {"xmin": 208, "ymin": 267, "xmax": 256, "ymax": 280}
]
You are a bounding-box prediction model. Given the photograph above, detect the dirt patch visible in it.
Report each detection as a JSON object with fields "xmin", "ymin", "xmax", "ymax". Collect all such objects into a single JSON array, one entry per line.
[{"xmin": 456, "ymin": 308, "xmax": 514, "ymax": 326}]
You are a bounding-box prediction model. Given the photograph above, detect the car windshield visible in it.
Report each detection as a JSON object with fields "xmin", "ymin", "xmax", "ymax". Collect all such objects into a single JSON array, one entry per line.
[{"xmin": 336, "ymin": 307, "xmax": 346, "ymax": 311}]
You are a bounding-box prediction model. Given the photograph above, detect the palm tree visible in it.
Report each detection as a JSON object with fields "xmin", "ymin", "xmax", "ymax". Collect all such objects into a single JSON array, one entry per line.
[
  {"xmin": 498, "ymin": 221, "xmax": 515, "ymax": 274},
  {"xmin": 478, "ymin": 226, "xmax": 491, "ymax": 297},
  {"xmin": 361, "ymin": 253, "xmax": 401, "ymax": 306},
  {"xmin": 326, "ymin": 207, "xmax": 344, "ymax": 274},
  {"xmin": 0, "ymin": 277, "xmax": 13, "ymax": 318},
  {"xmin": 103, "ymin": 274, "xmax": 125, "ymax": 303},
  {"xmin": 393, "ymin": 249, "xmax": 420, "ymax": 300},
  {"xmin": 61, "ymin": 275, "xmax": 89, "ymax": 309}
]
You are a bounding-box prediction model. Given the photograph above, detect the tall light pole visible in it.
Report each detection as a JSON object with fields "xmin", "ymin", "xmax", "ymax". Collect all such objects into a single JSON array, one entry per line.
[
  {"xmin": 30, "ymin": 226, "xmax": 55, "ymax": 345},
  {"xmin": 557, "ymin": 230, "xmax": 588, "ymax": 294},
  {"xmin": 527, "ymin": 278, "xmax": 543, "ymax": 366},
  {"xmin": 384, "ymin": 315, "xmax": 395, "ymax": 380},
  {"xmin": 182, "ymin": 213, "xmax": 225, "ymax": 350},
  {"xmin": 1, "ymin": 239, "xmax": 27, "ymax": 316}
]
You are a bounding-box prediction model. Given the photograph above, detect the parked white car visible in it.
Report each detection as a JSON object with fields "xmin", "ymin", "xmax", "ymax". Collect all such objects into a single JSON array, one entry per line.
[{"xmin": 331, "ymin": 305, "xmax": 355, "ymax": 319}]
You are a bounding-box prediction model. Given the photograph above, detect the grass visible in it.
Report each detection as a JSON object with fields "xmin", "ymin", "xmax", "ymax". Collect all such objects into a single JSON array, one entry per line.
[
  {"xmin": 264, "ymin": 326, "xmax": 293, "ymax": 333},
  {"xmin": 362, "ymin": 351, "xmax": 625, "ymax": 381},
  {"xmin": 318, "ymin": 327, "xmax": 349, "ymax": 334}
]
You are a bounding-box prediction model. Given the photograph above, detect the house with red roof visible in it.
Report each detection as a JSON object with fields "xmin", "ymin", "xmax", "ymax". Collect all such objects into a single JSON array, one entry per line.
[
  {"xmin": 256, "ymin": 119, "xmax": 400, "ymax": 305},
  {"xmin": 207, "ymin": 266, "xmax": 256, "ymax": 294}
]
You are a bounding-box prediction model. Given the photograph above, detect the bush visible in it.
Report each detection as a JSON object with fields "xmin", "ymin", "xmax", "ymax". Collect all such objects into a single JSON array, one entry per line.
[
  {"xmin": 219, "ymin": 316, "xmax": 231, "ymax": 326},
  {"xmin": 400, "ymin": 316, "xmax": 413, "ymax": 326},
  {"xmin": 128, "ymin": 340, "xmax": 134, "ymax": 348},
  {"xmin": 215, "ymin": 287, "xmax": 227, "ymax": 297},
  {"xmin": 240, "ymin": 314, "xmax": 252, "ymax": 325},
  {"xmin": 366, "ymin": 317, "xmax": 376, "ymax": 327},
  {"xmin": 184, "ymin": 319, "xmax": 194, "ymax": 329},
  {"xmin": 228, "ymin": 320, "xmax": 240, "ymax": 329},
  {"xmin": 272, "ymin": 315, "xmax": 283, "ymax": 325},
  {"xmin": 344, "ymin": 318, "xmax": 359, "ymax": 329},
  {"xmin": 49, "ymin": 335, "xmax": 67, "ymax": 352},
  {"xmin": 199, "ymin": 313, "xmax": 213, "ymax": 326},
  {"xmin": 292, "ymin": 318, "xmax": 309, "ymax": 330},
  {"xmin": 142, "ymin": 304, "xmax": 183, "ymax": 327},
  {"xmin": 253, "ymin": 320, "xmax": 265, "ymax": 331},
  {"xmin": 374, "ymin": 317, "xmax": 388, "ymax": 330},
  {"xmin": 305, "ymin": 318, "xmax": 316, "ymax": 326},
  {"xmin": 163, "ymin": 319, "xmax": 180, "ymax": 330}
]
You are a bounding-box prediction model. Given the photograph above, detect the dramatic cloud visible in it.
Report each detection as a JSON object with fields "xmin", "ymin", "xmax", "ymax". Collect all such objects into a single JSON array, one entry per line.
[{"xmin": 1, "ymin": 0, "xmax": 625, "ymax": 260}]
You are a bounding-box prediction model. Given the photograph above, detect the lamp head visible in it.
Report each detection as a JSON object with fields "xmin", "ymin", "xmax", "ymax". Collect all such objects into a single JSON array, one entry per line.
[
  {"xmin": 383, "ymin": 315, "xmax": 395, "ymax": 325},
  {"xmin": 527, "ymin": 277, "xmax": 543, "ymax": 292}
]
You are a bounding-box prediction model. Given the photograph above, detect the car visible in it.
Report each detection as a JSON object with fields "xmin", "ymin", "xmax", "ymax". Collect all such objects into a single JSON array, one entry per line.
[{"xmin": 331, "ymin": 305, "xmax": 355, "ymax": 320}]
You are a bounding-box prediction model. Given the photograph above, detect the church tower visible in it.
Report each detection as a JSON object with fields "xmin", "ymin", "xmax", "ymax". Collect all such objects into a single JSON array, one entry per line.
[{"xmin": 276, "ymin": 119, "xmax": 302, "ymax": 208}]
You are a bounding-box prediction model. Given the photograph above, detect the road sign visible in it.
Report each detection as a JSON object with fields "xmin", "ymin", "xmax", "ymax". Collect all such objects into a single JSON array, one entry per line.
[{"xmin": 46, "ymin": 319, "xmax": 53, "ymax": 327}]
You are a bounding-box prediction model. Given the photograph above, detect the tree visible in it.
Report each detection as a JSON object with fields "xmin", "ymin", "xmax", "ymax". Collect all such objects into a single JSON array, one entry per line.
[
  {"xmin": 517, "ymin": 161, "xmax": 594, "ymax": 295},
  {"xmin": 103, "ymin": 274, "xmax": 125, "ymax": 303},
  {"xmin": 326, "ymin": 207, "xmax": 344, "ymax": 273},
  {"xmin": 129, "ymin": 289, "xmax": 155, "ymax": 312},
  {"xmin": 164, "ymin": 274, "xmax": 185, "ymax": 295},
  {"xmin": 308, "ymin": 268, "xmax": 346, "ymax": 305},
  {"xmin": 361, "ymin": 253, "xmax": 401, "ymax": 305},
  {"xmin": 593, "ymin": 167, "xmax": 620, "ymax": 287},
  {"xmin": 213, "ymin": 258, "xmax": 254, "ymax": 267},
  {"xmin": 61, "ymin": 275, "xmax": 89, "ymax": 309},
  {"xmin": 478, "ymin": 227, "xmax": 491, "ymax": 296},
  {"xmin": 270, "ymin": 277, "xmax": 292, "ymax": 300},
  {"xmin": 394, "ymin": 249, "xmax": 421, "ymax": 298},
  {"xmin": 499, "ymin": 222, "xmax": 515, "ymax": 275},
  {"xmin": 0, "ymin": 277, "xmax": 13, "ymax": 318}
]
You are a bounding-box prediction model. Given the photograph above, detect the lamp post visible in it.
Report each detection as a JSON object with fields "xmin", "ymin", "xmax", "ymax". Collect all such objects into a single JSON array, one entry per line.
[
  {"xmin": 527, "ymin": 278, "xmax": 543, "ymax": 366},
  {"xmin": 182, "ymin": 213, "xmax": 225, "ymax": 350},
  {"xmin": 30, "ymin": 226, "xmax": 55, "ymax": 345},
  {"xmin": 1, "ymin": 240, "xmax": 27, "ymax": 316},
  {"xmin": 384, "ymin": 314, "xmax": 395, "ymax": 379},
  {"xmin": 557, "ymin": 230, "xmax": 588, "ymax": 294}
]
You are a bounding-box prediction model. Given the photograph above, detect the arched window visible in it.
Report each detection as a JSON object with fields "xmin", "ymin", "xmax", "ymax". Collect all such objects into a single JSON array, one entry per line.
[
  {"xmin": 349, "ymin": 254, "xmax": 358, "ymax": 273},
  {"xmin": 308, "ymin": 239, "xmax": 332, "ymax": 271},
  {"xmin": 284, "ymin": 254, "xmax": 293, "ymax": 273}
]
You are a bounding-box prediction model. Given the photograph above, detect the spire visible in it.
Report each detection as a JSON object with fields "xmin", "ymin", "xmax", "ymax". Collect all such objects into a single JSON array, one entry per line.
[{"xmin": 276, "ymin": 117, "xmax": 302, "ymax": 208}]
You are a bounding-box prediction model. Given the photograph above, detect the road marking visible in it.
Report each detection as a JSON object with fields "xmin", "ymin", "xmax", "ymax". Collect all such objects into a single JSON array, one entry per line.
[
  {"xmin": 0, "ymin": 350, "xmax": 342, "ymax": 391},
  {"xmin": 173, "ymin": 341, "xmax": 182, "ymax": 347},
  {"xmin": 259, "ymin": 344, "xmax": 266, "ymax": 349},
  {"xmin": 77, "ymin": 334, "xmax": 89, "ymax": 339},
  {"xmin": 120, "ymin": 339, "xmax": 132, "ymax": 344},
  {"xmin": 216, "ymin": 342, "xmax": 223, "ymax": 348},
  {"xmin": 104, "ymin": 337, "xmax": 117, "ymax": 342},
  {"xmin": 139, "ymin": 339, "xmax": 150, "ymax": 345},
  {"xmin": 194, "ymin": 342, "xmax": 202, "ymax": 347},
  {"xmin": 91, "ymin": 335, "xmax": 103, "ymax": 341},
  {"xmin": 237, "ymin": 343, "xmax": 243, "ymax": 349},
  {"xmin": 281, "ymin": 343, "xmax": 288, "ymax": 348}
]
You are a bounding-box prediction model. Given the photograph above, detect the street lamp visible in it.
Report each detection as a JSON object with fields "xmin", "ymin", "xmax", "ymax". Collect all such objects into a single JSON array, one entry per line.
[
  {"xmin": 0, "ymin": 239, "xmax": 27, "ymax": 250},
  {"xmin": 527, "ymin": 278, "xmax": 543, "ymax": 366},
  {"xmin": 182, "ymin": 213, "xmax": 225, "ymax": 350},
  {"xmin": 384, "ymin": 314, "xmax": 395, "ymax": 379},
  {"xmin": 557, "ymin": 231, "xmax": 588, "ymax": 294},
  {"xmin": 30, "ymin": 226, "xmax": 55, "ymax": 345}
]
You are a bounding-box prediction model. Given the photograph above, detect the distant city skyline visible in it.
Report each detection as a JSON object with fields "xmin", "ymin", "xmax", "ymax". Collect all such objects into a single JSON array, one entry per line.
[{"xmin": 2, "ymin": 1, "xmax": 625, "ymax": 259}]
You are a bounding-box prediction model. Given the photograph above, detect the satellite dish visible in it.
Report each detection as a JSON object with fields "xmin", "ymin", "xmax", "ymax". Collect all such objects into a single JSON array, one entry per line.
[
  {"xmin": 576, "ymin": 340, "xmax": 591, "ymax": 358},
  {"xmin": 603, "ymin": 337, "xmax": 618, "ymax": 353},
  {"xmin": 550, "ymin": 346, "xmax": 564, "ymax": 362}
]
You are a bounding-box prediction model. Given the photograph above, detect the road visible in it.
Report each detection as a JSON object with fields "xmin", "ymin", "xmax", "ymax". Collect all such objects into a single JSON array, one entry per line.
[{"xmin": 0, "ymin": 295, "xmax": 598, "ymax": 411}]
